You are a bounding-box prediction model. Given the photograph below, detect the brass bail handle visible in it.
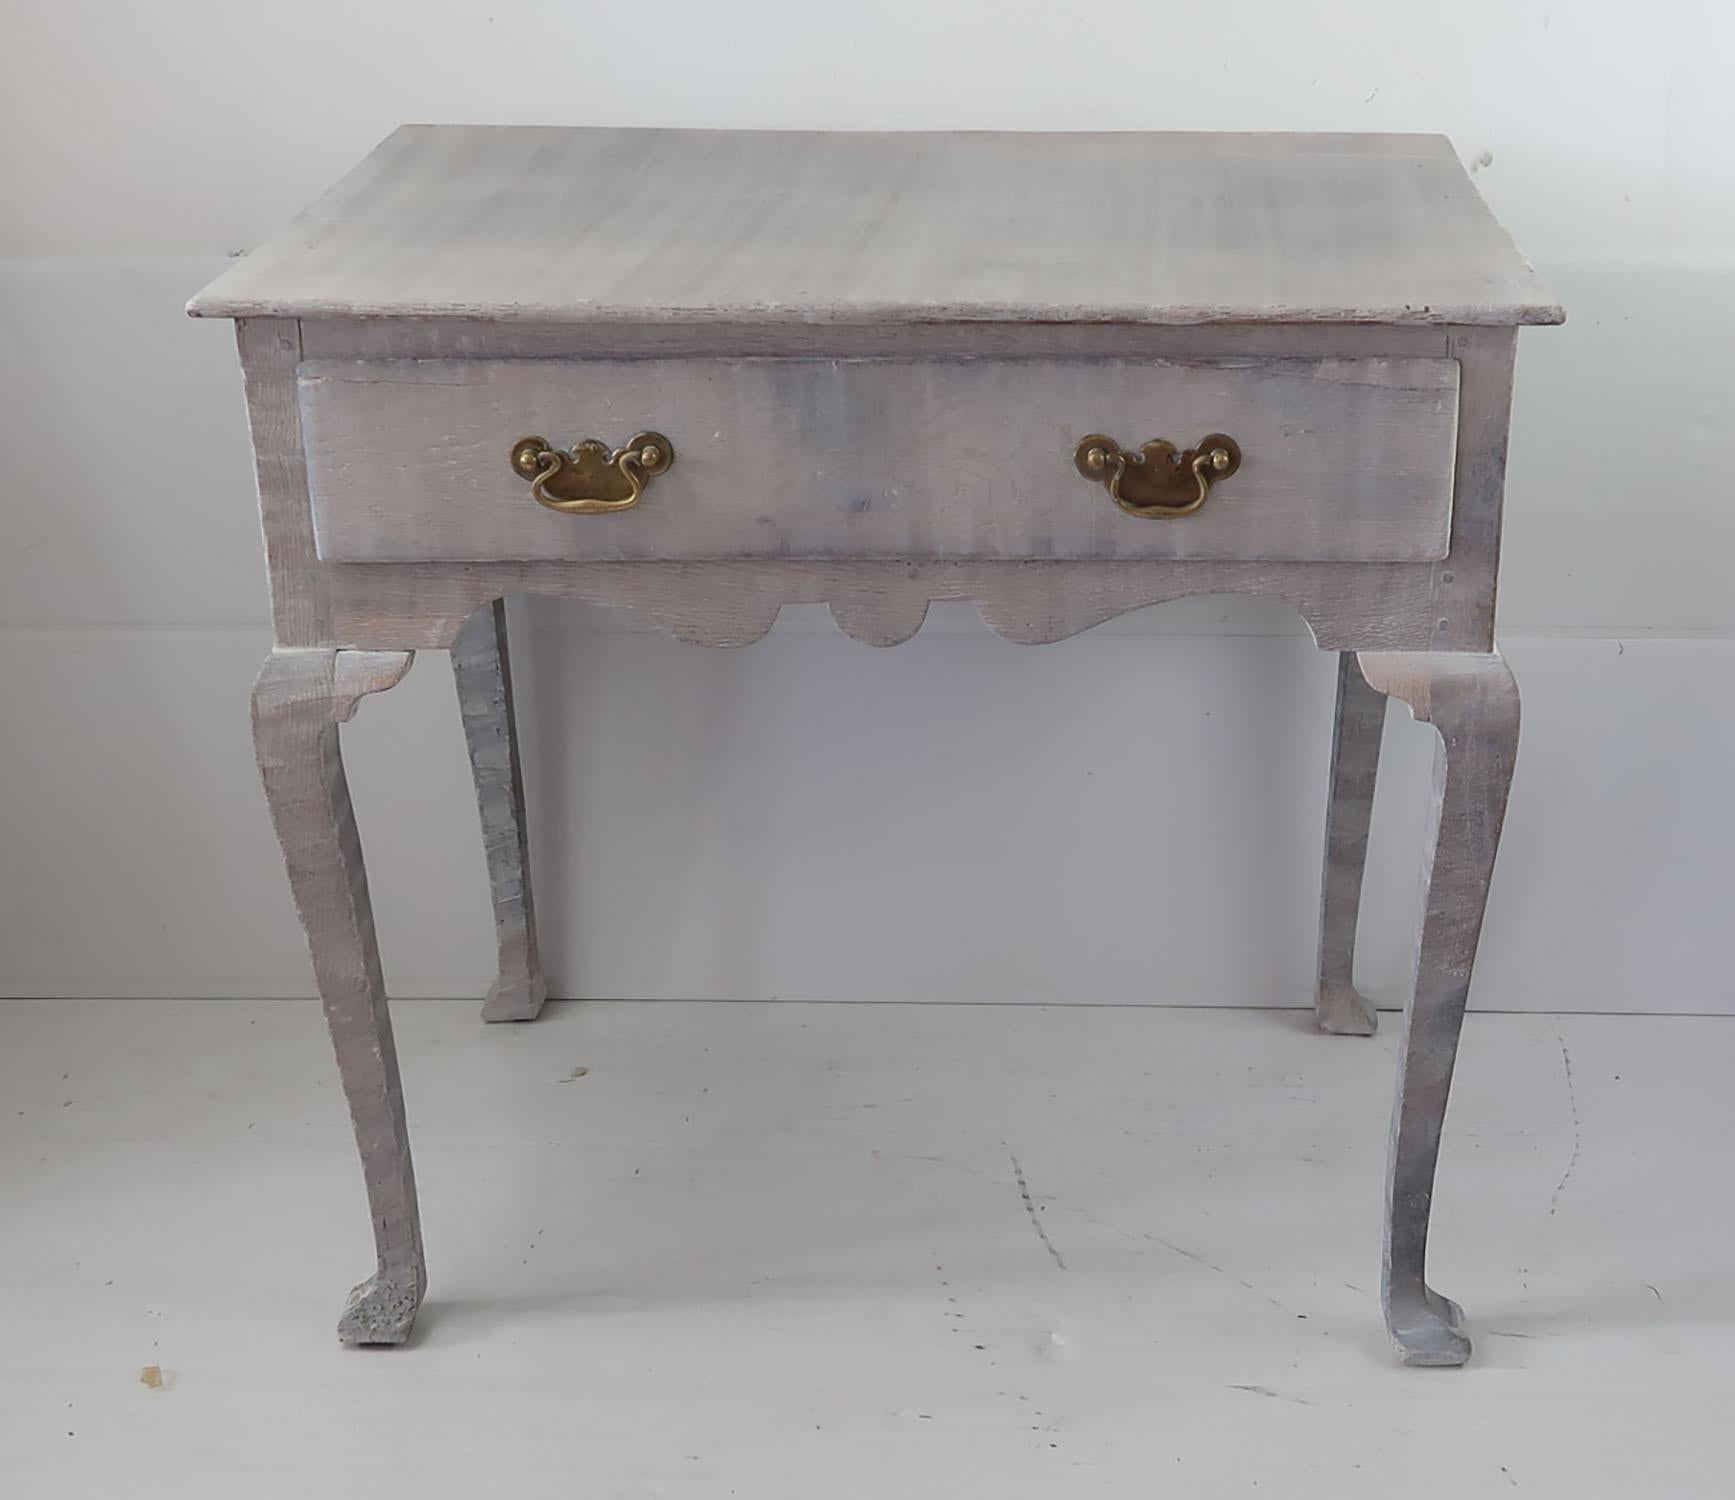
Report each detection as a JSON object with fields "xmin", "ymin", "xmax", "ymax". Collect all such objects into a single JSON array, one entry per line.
[
  {"xmin": 510, "ymin": 431, "xmax": 674, "ymax": 515},
  {"xmin": 1074, "ymin": 433, "xmax": 1241, "ymax": 518}
]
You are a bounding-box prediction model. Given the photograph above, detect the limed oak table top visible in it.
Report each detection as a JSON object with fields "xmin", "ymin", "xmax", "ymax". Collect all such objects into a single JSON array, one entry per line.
[{"xmin": 188, "ymin": 125, "xmax": 1562, "ymax": 328}]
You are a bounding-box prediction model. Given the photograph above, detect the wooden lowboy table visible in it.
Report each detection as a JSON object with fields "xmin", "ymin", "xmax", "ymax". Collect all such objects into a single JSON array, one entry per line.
[{"xmin": 190, "ymin": 126, "xmax": 1561, "ymax": 1366}]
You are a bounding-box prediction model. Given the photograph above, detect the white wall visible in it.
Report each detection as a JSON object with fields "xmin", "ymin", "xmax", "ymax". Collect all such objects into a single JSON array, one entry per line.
[{"xmin": 2, "ymin": 3, "xmax": 1732, "ymax": 1010}]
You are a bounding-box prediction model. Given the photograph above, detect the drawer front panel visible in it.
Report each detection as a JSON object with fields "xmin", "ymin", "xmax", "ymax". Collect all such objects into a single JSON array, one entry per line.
[{"xmin": 299, "ymin": 356, "xmax": 1458, "ymax": 563}]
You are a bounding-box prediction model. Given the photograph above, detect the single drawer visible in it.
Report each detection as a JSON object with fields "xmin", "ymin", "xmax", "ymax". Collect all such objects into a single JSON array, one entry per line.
[{"xmin": 299, "ymin": 356, "xmax": 1458, "ymax": 563}]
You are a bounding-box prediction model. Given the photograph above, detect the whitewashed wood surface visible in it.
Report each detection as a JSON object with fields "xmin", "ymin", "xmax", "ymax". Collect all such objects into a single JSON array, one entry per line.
[
  {"xmin": 300, "ymin": 355, "xmax": 1459, "ymax": 563},
  {"xmin": 1, "ymin": 998, "xmax": 1727, "ymax": 1496},
  {"xmin": 188, "ymin": 127, "xmax": 1562, "ymax": 326}
]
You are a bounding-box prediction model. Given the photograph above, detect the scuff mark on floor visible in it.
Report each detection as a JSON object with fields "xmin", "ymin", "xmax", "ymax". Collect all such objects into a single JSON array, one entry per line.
[
  {"xmin": 1008, "ymin": 1154, "xmax": 1066, "ymax": 1270},
  {"xmin": 1228, "ymin": 1383, "xmax": 1310, "ymax": 1405},
  {"xmin": 1032, "ymin": 1195, "xmax": 1303, "ymax": 1318},
  {"xmin": 1549, "ymin": 1025, "xmax": 1582, "ymax": 1216},
  {"xmin": 1149, "ymin": 1233, "xmax": 1296, "ymax": 1317}
]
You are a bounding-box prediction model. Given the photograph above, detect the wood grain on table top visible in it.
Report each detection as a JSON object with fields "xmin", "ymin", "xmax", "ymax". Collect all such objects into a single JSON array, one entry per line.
[{"xmin": 189, "ymin": 126, "xmax": 1562, "ymax": 327}]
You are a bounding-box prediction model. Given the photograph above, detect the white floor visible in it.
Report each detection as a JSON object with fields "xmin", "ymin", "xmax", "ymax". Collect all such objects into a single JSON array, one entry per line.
[{"xmin": 2, "ymin": 999, "xmax": 1729, "ymax": 1496}]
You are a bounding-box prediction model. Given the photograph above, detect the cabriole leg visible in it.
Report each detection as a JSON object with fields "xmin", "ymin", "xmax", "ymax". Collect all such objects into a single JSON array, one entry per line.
[
  {"xmin": 252, "ymin": 647, "xmax": 426, "ymax": 1345},
  {"xmin": 453, "ymin": 600, "xmax": 549, "ymax": 1022},
  {"xmin": 1316, "ymin": 651, "xmax": 1386, "ymax": 1036},
  {"xmin": 1357, "ymin": 649, "xmax": 1520, "ymax": 1367}
]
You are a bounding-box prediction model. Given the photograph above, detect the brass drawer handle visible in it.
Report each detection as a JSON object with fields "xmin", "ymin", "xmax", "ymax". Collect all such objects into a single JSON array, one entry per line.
[
  {"xmin": 1074, "ymin": 433, "xmax": 1241, "ymax": 518},
  {"xmin": 509, "ymin": 431, "xmax": 674, "ymax": 514}
]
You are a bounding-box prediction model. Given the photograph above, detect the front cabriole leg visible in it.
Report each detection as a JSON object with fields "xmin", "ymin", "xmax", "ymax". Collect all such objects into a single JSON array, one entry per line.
[
  {"xmin": 252, "ymin": 647, "xmax": 427, "ymax": 1345},
  {"xmin": 1357, "ymin": 649, "xmax": 1520, "ymax": 1367}
]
